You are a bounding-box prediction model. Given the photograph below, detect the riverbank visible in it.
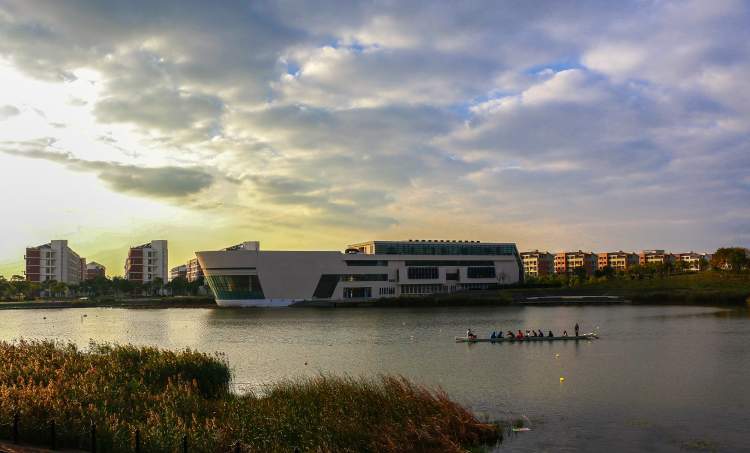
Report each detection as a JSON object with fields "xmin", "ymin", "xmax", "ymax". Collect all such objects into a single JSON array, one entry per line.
[
  {"xmin": 0, "ymin": 296, "xmax": 216, "ymax": 310},
  {"xmin": 2, "ymin": 273, "xmax": 748, "ymax": 309},
  {"xmin": 0, "ymin": 340, "xmax": 499, "ymax": 452}
]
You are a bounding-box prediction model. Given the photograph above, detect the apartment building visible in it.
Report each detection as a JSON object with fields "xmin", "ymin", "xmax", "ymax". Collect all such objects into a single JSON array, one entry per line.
[
  {"xmin": 24, "ymin": 240, "xmax": 85, "ymax": 284},
  {"xmin": 170, "ymin": 264, "xmax": 187, "ymax": 281},
  {"xmin": 125, "ymin": 240, "xmax": 168, "ymax": 283},
  {"xmin": 520, "ymin": 250, "xmax": 555, "ymax": 277},
  {"xmin": 86, "ymin": 261, "xmax": 106, "ymax": 280},
  {"xmin": 554, "ymin": 251, "xmax": 598, "ymax": 276},
  {"xmin": 597, "ymin": 251, "xmax": 639, "ymax": 271},
  {"xmin": 187, "ymin": 257, "xmax": 204, "ymax": 282},
  {"xmin": 674, "ymin": 252, "xmax": 711, "ymax": 272},
  {"xmin": 639, "ymin": 250, "xmax": 676, "ymax": 266}
]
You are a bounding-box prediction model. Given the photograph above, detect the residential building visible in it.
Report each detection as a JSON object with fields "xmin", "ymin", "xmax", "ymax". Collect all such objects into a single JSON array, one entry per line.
[
  {"xmin": 125, "ymin": 240, "xmax": 168, "ymax": 284},
  {"xmin": 86, "ymin": 261, "xmax": 106, "ymax": 280},
  {"xmin": 187, "ymin": 257, "xmax": 204, "ymax": 282},
  {"xmin": 24, "ymin": 240, "xmax": 85, "ymax": 284},
  {"xmin": 170, "ymin": 264, "xmax": 187, "ymax": 281},
  {"xmin": 196, "ymin": 239, "xmax": 523, "ymax": 307},
  {"xmin": 639, "ymin": 250, "xmax": 676, "ymax": 266},
  {"xmin": 520, "ymin": 250, "xmax": 555, "ymax": 278},
  {"xmin": 674, "ymin": 252, "xmax": 711, "ymax": 272},
  {"xmin": 597, "ymin": 251, "xmax": 639, "ymax": 271},
  {"xmin": 554, "ymin": 251, "xmax": 598, "ymax": 276}
]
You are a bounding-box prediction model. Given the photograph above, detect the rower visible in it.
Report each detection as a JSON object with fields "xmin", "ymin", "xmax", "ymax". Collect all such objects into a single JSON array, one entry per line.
[
  {"xmin": 574, "ymin": 323, "xmax": 580, "ymax": 336},
  {"xmin": 517, "ymin": 329, "xmax": 524, "ymax": 339},
  {"xmin": 507, "ymin": 330, "xmax": 515, "ymax": 339},
  {"xmin": 466, "ymin": 328, "xmax": 474, "ymax": 339},
  {"xmin": 538, "ymin": 329, "xmax": 544, "ymax": 337},
  {"xmin": 490, "ymin": 331, "xmax": 496, "ymax": 339},
  {"xmin": 548, "ymin": 330, "xmax": 554, "ymax": 337},
  {"xmin": 497, "ymin": 331, "xmax": 504, "ymax": 338},
  {"xmin": 563, "ymin": 330, "xmax": 568, "ymax": 336}
]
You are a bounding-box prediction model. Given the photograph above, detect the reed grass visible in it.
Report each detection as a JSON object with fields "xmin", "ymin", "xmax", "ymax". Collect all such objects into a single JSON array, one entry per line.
[{"xmin": 0, "ymin": 340, "xmax": 499, "ymax": 452}]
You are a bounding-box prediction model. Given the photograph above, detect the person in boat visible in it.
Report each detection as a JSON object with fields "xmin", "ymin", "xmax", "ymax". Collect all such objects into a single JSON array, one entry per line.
[
  {"xmin": 517, "ymin": 329, "xmax": 524, "ymax": 339},
  {"xmin": 563, "ymin": 330, "xmax": 568, "ymax": 336},
  {"xmin": 574, "ymin": 323, "xmax": 580, "ymax": 336},
  {"xmin": 497, "ymin": 331, "xmax": 503, "ymax": 338},
  {"xmin": 467, "ymin": 328, "xmax": 475, "ymax": 339},
  {"xmin": 507, "ymin": 330, "xmax": 515, "ymax": 339},
  {"xmin": 548, "ymin": 330, "xmax": 554, "ymax": 337},
  {"xmin": 490, "ymin": 331, "xmax": 496, "ymax": 339},
  {"xmin": 525, "ymin": 329, "xmax": 530, "ymax": 337}
]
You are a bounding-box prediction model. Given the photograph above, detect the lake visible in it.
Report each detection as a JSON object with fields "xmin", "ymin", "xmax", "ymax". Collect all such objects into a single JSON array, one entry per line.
[{"xmin": 1, "ymin": 305, "xmax": 748, "ymax": 452}]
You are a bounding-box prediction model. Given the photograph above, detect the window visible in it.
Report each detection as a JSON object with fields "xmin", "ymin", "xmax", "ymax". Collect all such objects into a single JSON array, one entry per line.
[
  {"xmin": 467, "ymin": 267, "xmax": 496, "ymax": 278},
  {"xmin": 446, "ymin": 271, "xmax": 459, "ymax": 281},
  {"xmin": 343, "ymin": 287, "xmax": 372, "ymax": 298},
  {"xmin": 205, "ymin": 275, "xmax": 265, "ymax": 300},
  {"xmin": 379, "ymin": 287, "xmax": 396, "ymax": 295},
  {"xmin": 340, "ymin": 274, "xmax": 388, "ymax": 282},
  {"xmin": 345, "ymin": 260, "xmax": 388, "ymax": 266},
  {"xmin": 405, "ymin": 260, "xmax": 494, "ymax": 267},
  {"xmin": 407, "ymin": 267, "xmax": 438, "ymax": 279},
  {"xmin": 400, "ymin": 284, "xmax": 445, "ymax": 295}
]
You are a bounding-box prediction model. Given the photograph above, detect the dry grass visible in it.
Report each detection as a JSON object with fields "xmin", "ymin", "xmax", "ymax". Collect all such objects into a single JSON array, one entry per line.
[{"xmin": 0, "ymin": 340, "xmax": 499, "ymax": 452}]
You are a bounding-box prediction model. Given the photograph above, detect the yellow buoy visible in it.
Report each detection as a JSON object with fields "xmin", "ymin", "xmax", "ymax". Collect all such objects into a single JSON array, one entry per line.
[
  {"xmin": 559, "ymin": 377, "xmax": 565, "ymax": 382},
  {"xmin": 555, "ymin": 353, "xmax": 560, "ymax": 358}
]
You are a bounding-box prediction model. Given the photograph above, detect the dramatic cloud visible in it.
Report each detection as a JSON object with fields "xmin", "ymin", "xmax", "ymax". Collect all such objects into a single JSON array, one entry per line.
[
  {"xmin": 0, "ymin": 105, "xmax": 19, "ymax": 120},
  {"xmin": 0, "ymin": 0, "xmax": 748, "ymax": 273},
  {"xmin": 0, "ymin": 139, "xmax": 214, "ymax": 198}
]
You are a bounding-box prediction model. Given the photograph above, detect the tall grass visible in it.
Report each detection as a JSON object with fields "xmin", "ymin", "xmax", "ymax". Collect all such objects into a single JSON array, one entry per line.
[{"xmin": 0, "ymin": 340, "xmax": 499, "ymax": 452}]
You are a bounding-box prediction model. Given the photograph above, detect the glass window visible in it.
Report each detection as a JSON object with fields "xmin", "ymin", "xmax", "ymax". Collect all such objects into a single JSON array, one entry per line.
[
  {"xmin": 205, "ymin": 275, "xmax": 265, "ymax": 300},
  {"xmin": 407, "ymin": 267, "xmax": 439, "ymax": 279},
  {"xmin": 467, "ymin": 267, "xmax": 496, "ymax": 278},
  {"xmin": 343, "ymin": 287, "xmax": 372, "ymax": 298}
]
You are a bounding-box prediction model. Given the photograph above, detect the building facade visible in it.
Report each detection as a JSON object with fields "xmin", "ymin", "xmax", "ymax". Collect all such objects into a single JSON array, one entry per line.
[
  {"xmin": 197, "ymin": 239, "xmax": 523, "ymax": 307},
  {"xmin": 597, "ymin": 251, "xmax": 639, "ymax": 271},
  {"xmin": 639, "ymin": 250, "xmax": 675, "ymax": 266},
  {"xmin": 125, "ymin": 240, "xmax": 168, "ymax": 284},
  {"xmin": 554, "ymin": 251, "xmax": 598, "ymax": 276},
  {"xmin": 186, "ymin": 257, "xmax": 204, "ymax": 282},
  {"xmin": 86, "ymin": 261, "xmax": 106, "ymax": 280},
  {"xmin": 520, "ymin": 250, "xmax": 555, "ymax": 278},
  {"xmin": 674, "ymin": 252, "xmax": 711, "ymax": 271},
  {"xmin": 170, "ymin": 264, "xmax": 187, "ymax": 281},
  {"xmin": 25, "ymin": 240, "xmax": 85, "ymax": 284}
]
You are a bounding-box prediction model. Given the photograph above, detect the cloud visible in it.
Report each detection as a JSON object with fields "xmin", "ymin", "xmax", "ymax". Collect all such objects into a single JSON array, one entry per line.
[
  {"xmin": 0, "ymin": 0, "xmax": 748, "ymax": 251},
  {"xmin": 0, "ymin": 139, "xmax": 214, "ymax": 198},
  {"xmin": 0, "ymin": 105, "xmax": 20, "ymax": 120}
]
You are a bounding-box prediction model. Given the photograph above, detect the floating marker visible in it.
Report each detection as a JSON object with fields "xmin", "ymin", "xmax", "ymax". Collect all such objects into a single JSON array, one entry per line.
[
  {"xmin": 555, "ymin": 353, "xmax": 560, "ymax": 358},
  {"xmin": 559, "ymin": 376, "xmax": 565, "ymax": 382}
]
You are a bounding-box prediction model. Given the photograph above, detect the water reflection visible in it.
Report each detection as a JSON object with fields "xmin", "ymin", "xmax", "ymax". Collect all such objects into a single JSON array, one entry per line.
[{"xmin": 0, "ymin": 305, "xmax": 748, "ymax": 452}]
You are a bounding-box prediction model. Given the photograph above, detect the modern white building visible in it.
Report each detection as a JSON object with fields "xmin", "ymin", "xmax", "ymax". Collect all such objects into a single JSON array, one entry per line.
[
  {"xmin": 196, "ymin": 239, "xmax": 523, "ymax": 307},
  {"xmin": 125, "ymin": 240, "xmax": 168, "ymax": 283},
  {"xmin": 25, "ymin": 240, "xmax": 85, "ymax": 284}
]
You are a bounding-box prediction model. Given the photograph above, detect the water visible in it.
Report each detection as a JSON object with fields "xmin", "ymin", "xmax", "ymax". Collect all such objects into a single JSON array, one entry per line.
[{"xmin": 1, "ymin": 305, "xmax": 748, "ymax": 452}]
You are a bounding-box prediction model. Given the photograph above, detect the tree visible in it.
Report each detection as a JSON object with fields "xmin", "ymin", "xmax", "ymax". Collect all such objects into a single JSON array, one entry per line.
[
  {"xmin": 167, "ymin": 276, "xmax": 188, "ymax": 296},
  {"xmin": 710, "ymin": 247, "xmax": 749, "ymax": 272}
]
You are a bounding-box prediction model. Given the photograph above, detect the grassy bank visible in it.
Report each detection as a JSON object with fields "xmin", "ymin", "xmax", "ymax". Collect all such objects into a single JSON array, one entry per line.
[
  {"xmin": 0, "ymin": 341, "xmax": 499, "ymax": 452},
  {"xmin": 0, "ymin": 296, "xmax": 216, "ymax": 310}
]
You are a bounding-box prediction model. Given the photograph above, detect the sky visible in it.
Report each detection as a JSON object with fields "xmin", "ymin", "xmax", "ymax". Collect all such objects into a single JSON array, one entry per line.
[{"xmin": 0, "ymin": 0, "xmax": 749, "ymax": 277}]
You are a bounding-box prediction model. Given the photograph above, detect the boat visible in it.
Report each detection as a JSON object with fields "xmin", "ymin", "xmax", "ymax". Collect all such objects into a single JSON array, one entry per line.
[{"xmin": 455, "ymin": 333, "xmax": 599, "ymax": 343}]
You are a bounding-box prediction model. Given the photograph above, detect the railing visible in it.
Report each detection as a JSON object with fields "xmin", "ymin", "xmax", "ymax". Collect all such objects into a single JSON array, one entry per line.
[{"xmin": 0, "ymin": 411, "xmax": 295, "ymax": 452}]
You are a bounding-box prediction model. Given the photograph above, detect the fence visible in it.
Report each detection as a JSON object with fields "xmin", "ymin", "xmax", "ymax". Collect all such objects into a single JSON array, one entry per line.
[{"xmin": 0, "ymin": 412, "xmax": 279, "ymax": 453}]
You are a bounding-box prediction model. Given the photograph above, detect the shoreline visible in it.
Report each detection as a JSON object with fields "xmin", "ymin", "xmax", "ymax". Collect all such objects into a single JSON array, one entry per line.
[{"xmin": 1, "ymin": 288, "xmax": 748, "ymax": 310}]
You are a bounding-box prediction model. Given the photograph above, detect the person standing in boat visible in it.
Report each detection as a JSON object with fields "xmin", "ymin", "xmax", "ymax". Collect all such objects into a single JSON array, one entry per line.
[{"xmin": 575, "ymin": 323, "xmax": 580, "ymax": 336}]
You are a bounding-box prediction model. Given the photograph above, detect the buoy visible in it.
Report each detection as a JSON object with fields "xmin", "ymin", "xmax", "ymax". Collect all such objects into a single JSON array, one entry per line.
[
  {"xmin": 555, "ymin": 353, "xmax": 560, "ymax": 358},
  {"xmin": 559, "ymin": 377, "xmax": 565, "ymax": 382}
]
